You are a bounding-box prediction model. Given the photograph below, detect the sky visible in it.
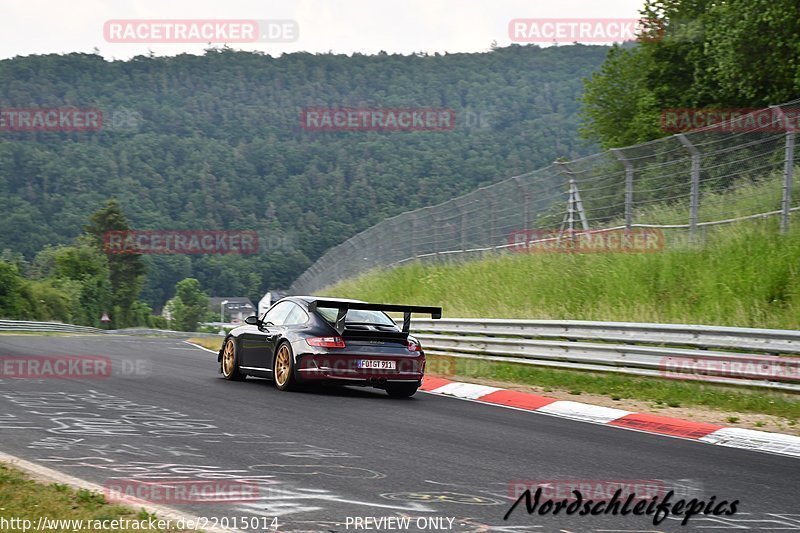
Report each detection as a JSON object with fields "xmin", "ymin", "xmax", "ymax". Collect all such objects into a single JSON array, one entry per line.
[{"xmin": 1, "ymin": 0, "xmax": 646, "ymax": 60}]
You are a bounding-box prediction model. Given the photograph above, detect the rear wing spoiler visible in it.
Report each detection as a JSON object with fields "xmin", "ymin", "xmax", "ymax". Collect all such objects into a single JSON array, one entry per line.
[{"xmin": 307, "ymin": 299, "xmax": 442, "ymax": 334}]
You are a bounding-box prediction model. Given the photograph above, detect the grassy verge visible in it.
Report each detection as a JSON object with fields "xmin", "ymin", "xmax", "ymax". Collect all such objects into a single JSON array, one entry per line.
[
  {"xmin": 427, "ymin": 355, "xmax": 799, "ymax": 423},
  {"xmin": 324, "ymin": 180, "xmax": 800, "ymax": 422},
  {"xmin": 0, "ymin": 463, "xmax": 190, "ymax": 532},
  {"xmin": 326, "ymin": 219, "xmax": 800, "ymax": 329},
  {"xmin": 187, "ymin": 337, "xmax": 223, "ymax": 351}
]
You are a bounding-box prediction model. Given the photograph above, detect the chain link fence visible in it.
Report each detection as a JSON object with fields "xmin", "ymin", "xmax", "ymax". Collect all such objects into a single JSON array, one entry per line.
[{"xmin": 291, "ymin": 99, "xmax": 800, "ymax": 294}]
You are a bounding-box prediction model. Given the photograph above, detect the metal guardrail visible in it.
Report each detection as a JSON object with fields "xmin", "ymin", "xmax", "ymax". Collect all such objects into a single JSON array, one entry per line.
[
  {"xmin": 108, "ymin": 328, "xmax": 220, "ymax": 338},
  {"xmin": 0, "ymin": 320, "xmax": 104, "ymax": 334},
  {"xmin": 3, "ymin": 319, "xmax": 798, "ymax": 391},
  {"xmin": 405, "ymin": 319, "xmax": 800, "ymax": 392},
  {"xmin": 0, "ymin": 321, "xmax": 218, "ymax": 338},
  {"xmin": 409, "ymin": 319, "xmax": 800, "ymax": 354}
]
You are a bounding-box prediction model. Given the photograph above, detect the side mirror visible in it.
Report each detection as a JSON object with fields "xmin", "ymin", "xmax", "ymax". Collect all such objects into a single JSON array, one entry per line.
[{"xmin": 244, "ymin": 316, "xmax": 259, "ymax": 326}]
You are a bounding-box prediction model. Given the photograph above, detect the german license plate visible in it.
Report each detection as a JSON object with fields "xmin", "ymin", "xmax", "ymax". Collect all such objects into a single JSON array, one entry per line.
[{"xmin": 357, "ymin": 360, "xmax": 396, "ymax": 370}]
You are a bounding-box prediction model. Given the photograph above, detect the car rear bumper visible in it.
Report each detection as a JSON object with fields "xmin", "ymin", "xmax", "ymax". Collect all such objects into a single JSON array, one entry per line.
[{"xmin": 295, "ymin": 352, "xmax": 424, "ymax": 384}]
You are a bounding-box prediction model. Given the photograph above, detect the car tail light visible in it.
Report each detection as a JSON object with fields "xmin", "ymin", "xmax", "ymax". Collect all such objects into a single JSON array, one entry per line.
[
  {"xmin": 407, "ymin": 339, "xmax": 421, "ymax": 352},
  {"xmin": 307, "ymin": 336, "xmax": 346, "ymax": 348}
]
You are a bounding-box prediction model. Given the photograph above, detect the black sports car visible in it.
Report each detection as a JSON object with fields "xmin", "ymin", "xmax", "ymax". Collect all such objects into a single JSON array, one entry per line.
[{"xmin": 217, "ymin": 296, "xmax": 442, "ymax": 397}]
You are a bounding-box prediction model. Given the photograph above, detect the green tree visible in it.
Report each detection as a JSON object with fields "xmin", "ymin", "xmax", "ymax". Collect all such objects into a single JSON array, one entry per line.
[
  {"xmin": 702, "ymin": 0, "xmax": 800, "ymax": 105},
  {"xmin": 171, "ymin": 278, "xmax": 209, "ymax": 331},
  {"xmin": 49, "ymin": 244, "xmax": 112, "ymax": 327},
  {"xmin": 0, "ymin": 45, "xmax": 609, "ymax": 307},
  {"xmin": 28, "ymin": 280, "xmax": 72, "ymax": 322},
  {"xmin": 84, "ymin": 199, "xmax": 146, "ymax": 327},
  {"xmin": 0, "ymin": 261, "xmax": 33, "ymax": 318},
  {"xmin": 580, "ymin": 45, "xmax": 663, "ymax": 149},
  {"xmin": 581, "ymin": 0, "xmax": 800, "ymax": 147}
]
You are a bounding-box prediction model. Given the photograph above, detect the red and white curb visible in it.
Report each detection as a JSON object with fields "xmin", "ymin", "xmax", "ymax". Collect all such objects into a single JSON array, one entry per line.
[{"xmin": 420, "ymin": 377, "xmax": 800, "ymax": 459}]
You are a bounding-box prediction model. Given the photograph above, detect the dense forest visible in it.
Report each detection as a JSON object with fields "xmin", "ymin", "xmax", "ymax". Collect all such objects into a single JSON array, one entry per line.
[
  {"xmin": 0, "ymin": 44, "xmax": 608, "ymax": 318},
  {"xmin": 5, "ymin": 0, "xmax": 795, "ymax": 327}
]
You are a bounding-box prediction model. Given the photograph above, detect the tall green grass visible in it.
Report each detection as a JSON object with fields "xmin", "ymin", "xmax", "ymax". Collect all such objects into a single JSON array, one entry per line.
[{"xmin": 326, "ymin": 178, "xmax": 800, "ymax": 329}]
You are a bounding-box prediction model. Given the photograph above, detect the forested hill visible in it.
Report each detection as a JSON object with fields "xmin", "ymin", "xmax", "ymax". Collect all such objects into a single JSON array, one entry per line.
[{"xmin": 0, "ymin": 44, "xmax": 607, "ymax": 305}]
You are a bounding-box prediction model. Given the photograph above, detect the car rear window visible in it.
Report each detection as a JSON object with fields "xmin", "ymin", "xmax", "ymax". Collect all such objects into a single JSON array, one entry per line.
[{"xmin": 316, "ymin": 307, "xmax": 396, "ymax": 326}]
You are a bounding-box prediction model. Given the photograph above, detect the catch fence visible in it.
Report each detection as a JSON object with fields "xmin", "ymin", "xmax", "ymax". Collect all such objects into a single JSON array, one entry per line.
[{"xmin": 291, "ymin": 100, "xmax": 800, "ymax": 293}]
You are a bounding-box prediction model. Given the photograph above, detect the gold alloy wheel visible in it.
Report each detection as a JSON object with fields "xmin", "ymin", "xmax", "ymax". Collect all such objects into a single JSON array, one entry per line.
[
  {"xmin": 275, "ymin": 344, "xmax": 291, "ymax": 386},
  {"xmin": 222, "ymin": 339, "xmax": 235, "ymax": 376}
]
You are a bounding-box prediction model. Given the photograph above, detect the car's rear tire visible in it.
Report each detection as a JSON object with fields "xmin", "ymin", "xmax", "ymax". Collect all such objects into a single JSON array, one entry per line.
[
  {"xmin": 221, "ymin": 338, "xmax": 246, "ymax": 381},
  {"xmin": 273, "ymin": 341, "xmax": 297, "ymax": 391},
  {"xmin": 385, "ymin": 383, "xmax": 418, "ymax": 398}
]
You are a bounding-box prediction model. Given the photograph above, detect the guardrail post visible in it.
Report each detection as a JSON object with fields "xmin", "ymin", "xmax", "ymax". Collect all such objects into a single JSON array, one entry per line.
[
  {"xmin": 612, "ymin": 148, "xmax": 634, "ymax": 230},
  {"xmin": 771, "ymin": 106, "xmax": 795, "ymax": 234},
  {"xmin": 676, "ymin": 133, "xmax": 701, "ymax": 242}
]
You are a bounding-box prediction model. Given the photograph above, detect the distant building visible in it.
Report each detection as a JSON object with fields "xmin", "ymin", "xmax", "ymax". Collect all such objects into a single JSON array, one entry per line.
[
  {"xmin": 209, "ymin": 297, "xmax": 256, "ymax": 324},
  {"xmin": 258, "ymin": 289, "xmax": 288, "ymax": 317}
]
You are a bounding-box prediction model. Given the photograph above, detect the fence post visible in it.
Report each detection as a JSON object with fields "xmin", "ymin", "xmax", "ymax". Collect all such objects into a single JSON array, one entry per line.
[
  {"xmin": 476, "ymin": 187, "xmax": 498, "ymax": 252},
  {"xmin": 676, "ymin": 133, "xmax": 701, "ymax": 241},
  {"xmin": 456, "ymin": 199, "xmax": 467, "ymax": 253},
  {"xmin": 410, "ymin": 212, "xmax": 419, "ymax": 258},
  {"xmin": 433, "ymin": 210, "xmax": 441, "ymax": 257},
  {"xmin": 771, "ymin": 106, "xmax": 795, "ymax": 234},
  {"xmin": 611, "ymin": 148, "xmax": 634, "ymax": 230},
  {"xmin": 512, "ymin": 175, "xmax": 530, "ymax": 232},
  {"xmin": 348, "ymin": 239, "xmax": 362, "ymax": 280},
  {"xmin": 394, "ymin": 218, "xmax": 406, "ymax": 263},
  {"xmin": 368, "ymin": 226, "xmax": 381, "ymax": 267},
  {"xmin": 782, "ymin": 128, "xmax": 794, "ymax": 235},
  {"xmin": 571, "ymin": 179, "xmax": 589, "ymax": 231},
  {"xmin": 490, "ymin": 190, "xmax": 497, "ymax": 252},
  {"xmin": 328, "ymin": 244, "xmax": 343, "ymax": 290}
]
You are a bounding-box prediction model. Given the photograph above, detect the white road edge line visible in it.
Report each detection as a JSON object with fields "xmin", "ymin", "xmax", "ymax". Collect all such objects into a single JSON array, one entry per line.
[
  {"xmin": 184, "ymin": 340, "xmax": 220, "ymax": 353},
  {"xmin": 0, "ymin": 450, "xmax": 238, "ymax": 533}
]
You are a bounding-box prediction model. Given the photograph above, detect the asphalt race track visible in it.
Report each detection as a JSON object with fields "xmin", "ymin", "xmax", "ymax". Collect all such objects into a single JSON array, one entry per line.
[{"xmin": 0, "ymin": 334, "xmax": 798, "ymax": 532}]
